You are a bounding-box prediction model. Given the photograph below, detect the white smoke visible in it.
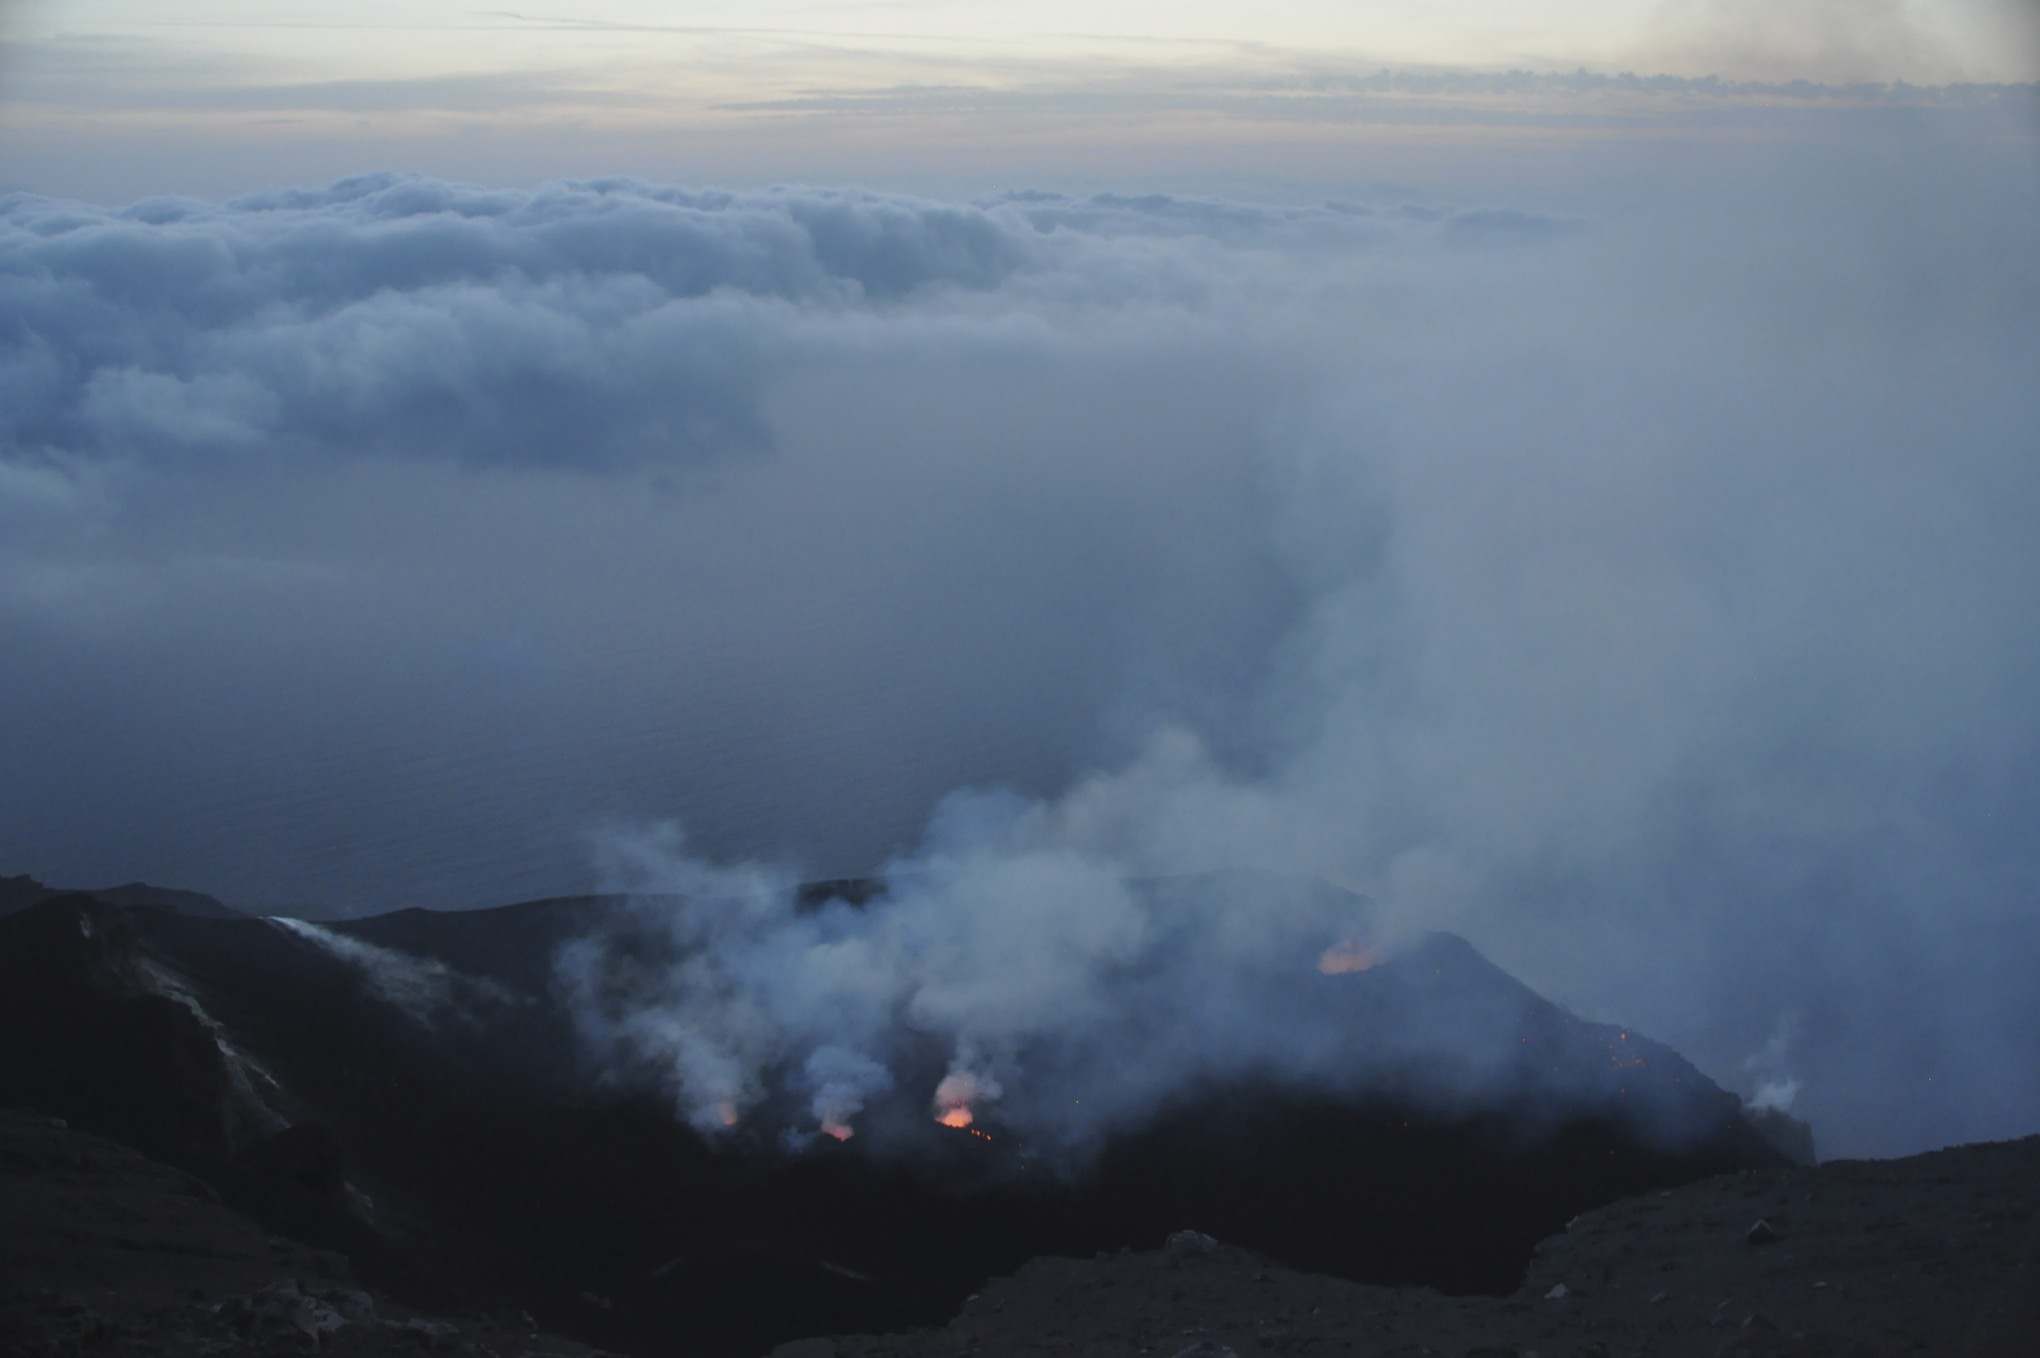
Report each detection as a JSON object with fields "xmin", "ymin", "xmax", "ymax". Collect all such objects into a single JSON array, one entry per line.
[
  {"xmin": 1747, "ymin": 1078, "xmax": 1803, "ymax": 1115},
  {"xmin": 1742, "ymin": 1015, "xmax": 1803, "ymax": 1114},
  {"xmin": 805, "ymin": 1047, "xmax": 895, "ymax": 1140},
  {"xmin": 931, "ymin": 1068, "xmax": 1000, "ymax": 1126},
  {"xmin": 555, "ymin": 737, "xmax": 1413, "ymax": 1148},
  {"xmin": 268, "ymin": 916, "xmax": 517, "ymax": 1026}
]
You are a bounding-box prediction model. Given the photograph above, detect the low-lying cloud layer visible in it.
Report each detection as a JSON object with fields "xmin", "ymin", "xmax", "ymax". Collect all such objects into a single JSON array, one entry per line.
[{"xmin": 3, "ymin": 148, "xmax": 2036, "ymax": 1156}]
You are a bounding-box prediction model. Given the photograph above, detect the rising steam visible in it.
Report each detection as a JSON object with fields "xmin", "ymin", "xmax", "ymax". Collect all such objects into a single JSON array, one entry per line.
[
  {"xmin": 554, "ymin": 753, "xmax": 1429, "ymax": 1150},
  {"xmin": 269, "ymin": 917, "xmax": 517, "ymax": 1026}
]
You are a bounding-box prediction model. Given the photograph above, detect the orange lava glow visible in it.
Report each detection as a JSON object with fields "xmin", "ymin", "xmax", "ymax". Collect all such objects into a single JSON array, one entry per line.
[
  {"xmin": 937, "ymin": 1106, "xmax": 974, "ymax": 1129},
  {"xmin": 1608, "ymin": 1030, "xmax": 1647, "ymax": 1070},
  {"xmin": 821, "ymin": 1121, "xmax": 854, "ymax": 1142},
  {"xmin": 715, "ymin": 1101, "xmax": 739, "ymax": 1128},
  {"xmin": 1317, "ymin": 938, "xmax": 1379, "ymax": 975}
]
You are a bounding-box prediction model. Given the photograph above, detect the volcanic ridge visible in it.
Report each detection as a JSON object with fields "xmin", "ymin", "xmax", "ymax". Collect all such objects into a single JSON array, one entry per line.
[{"xmin": 7, "ymin": 871, "xmax": 2015, "ymax": 1358}]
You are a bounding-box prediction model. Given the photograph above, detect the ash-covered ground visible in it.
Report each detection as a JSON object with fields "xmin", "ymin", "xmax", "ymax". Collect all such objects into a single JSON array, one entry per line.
[
  {"xmin": 0, "ymin": 1109, "xmax": 611, "ymax": 1358},
  {"xmin": 7, "ymin": 1106, "xmax": 2035, "ymax": 1357},
  {"xmin": 802, "ymin": 1135, "xmax": 2040, "ymax": 1358}
]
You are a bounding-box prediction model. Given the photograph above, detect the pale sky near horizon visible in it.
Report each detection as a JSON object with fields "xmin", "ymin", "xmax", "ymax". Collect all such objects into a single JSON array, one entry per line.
[
  {"xmin": 9, "ymin": 1, "xmax": 2037, "ymax": 78},
  {"xmin": 3, "ymin": 0, "xmax": 2036, "ymax": 199}
]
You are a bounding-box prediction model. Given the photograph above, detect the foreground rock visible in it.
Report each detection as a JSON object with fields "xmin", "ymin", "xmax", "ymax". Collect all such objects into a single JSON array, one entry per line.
[
  {"xmin": 802, "ymin": 1134, "xmax": 2040, "ymax": 1358},
  {"xmin": 0, "ymin": 1110, "xmax": 612, "ymax": 1358},
  {"xmin": 7, "ymin": 1101, "xmax": 2036, "ymax": 1356},
  {"xmin": 0, "ymin": 884, "xmax": 1794, "ymax": 1354}
]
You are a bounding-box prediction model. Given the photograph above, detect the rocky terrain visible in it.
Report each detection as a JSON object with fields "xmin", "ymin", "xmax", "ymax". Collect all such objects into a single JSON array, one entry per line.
[
  {"xmin": 0, "ymin": 874, "xmax": 1848, "ymax": 1356},
  {"xmin": 0, "ymin": 1110, "xmax": 611, "ymax": 1358},
  {"xmin": 802, "ymin": 1135, "xmax": 2040, "ymax": 1357},
  {"xmin": 7, "ymin": 1103, "xmax": 2035, "ymax": 1357},
  {"xmin": 0, "ymin": 873, "xmax": 243, "ymax": 920}
]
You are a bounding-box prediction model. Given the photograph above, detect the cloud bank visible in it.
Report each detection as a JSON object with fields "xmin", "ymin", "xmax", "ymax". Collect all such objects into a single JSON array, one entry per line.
[{"xmin": 3, "ymin": 152, "xmax": 2036, "ymax": 1156}]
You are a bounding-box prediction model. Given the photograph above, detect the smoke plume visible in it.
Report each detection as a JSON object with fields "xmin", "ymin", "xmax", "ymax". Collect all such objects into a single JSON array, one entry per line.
[{"xmin": 5, "ymin": 124, "xmax": 2037, "ymax": 1155}]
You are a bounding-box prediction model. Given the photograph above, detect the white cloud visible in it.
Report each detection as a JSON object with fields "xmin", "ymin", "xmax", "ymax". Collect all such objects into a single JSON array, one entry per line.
[{"xmin": 2, "ymin": 159, "xmax": 2036, "ymax": 1156}]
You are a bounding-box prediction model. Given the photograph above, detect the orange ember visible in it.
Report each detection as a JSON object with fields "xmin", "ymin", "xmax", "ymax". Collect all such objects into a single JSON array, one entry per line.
[
  {"xmin": 821, "ymin": 1121, "xmax": 854, "ymax": 1142},
  {"xmin": 715, "ymin": 1101, "xmax": 740, "ymax": 1128},
  {"xmin": 1317, "ymin": 938, "xmax": 1379, "ymax": 975},
  {"xmin": 1608, "ymin": 1030, "xmax": 1646, "ymax": 1071},
  {"xmin": 933, "ymin": 1070, "xmax": 991, "ymax": 1130}
]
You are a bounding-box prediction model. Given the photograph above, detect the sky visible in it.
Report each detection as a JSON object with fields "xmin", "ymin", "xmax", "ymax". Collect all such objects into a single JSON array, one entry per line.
[
  {"xmin": 2, "ymin": 3, "xmax": 2038, "ymax": 1158},
  {"xmin": 4, "ymin": 1, "xmax": 2038, "ymax": 199}
]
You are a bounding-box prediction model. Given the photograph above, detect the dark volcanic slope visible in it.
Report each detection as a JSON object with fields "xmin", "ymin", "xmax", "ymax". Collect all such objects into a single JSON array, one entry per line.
[
  {"xmin": 0, "ymin": 872, "xmax": 242, "ymax": 919},
  {"xmin": 0, "ymin": 1110, "xmax": 611, "ymax": 1358},
  {"xmin": 0, "ymin": 879, "xmax": 1795, "ymax": 1356},
  {"xmin": 813, "ymin": 1135, "xmax": 2040, "ymax": 1358}
]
